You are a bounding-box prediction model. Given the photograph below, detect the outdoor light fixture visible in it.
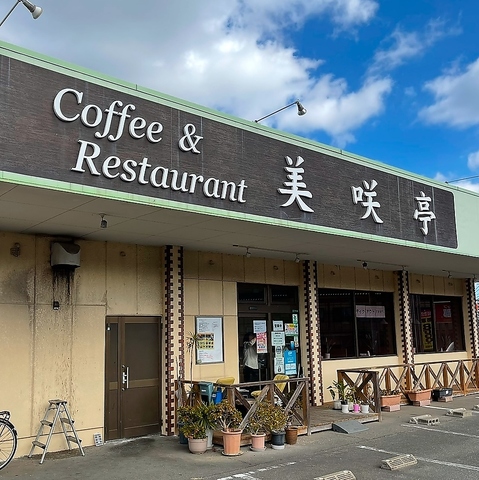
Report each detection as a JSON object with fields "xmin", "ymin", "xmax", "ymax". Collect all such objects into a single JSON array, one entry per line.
[
  {"xmin": 295, "ymin": 254, "xmax": 300, "ymax": 263},
  {"xmin": 100, "ymin": 214, "xmax": 107, "ymax": 229},
  {"xmin": 362, "ymin": 261, "xmax": 368, "ymax": 270},
  {"xmin": 52, "ymin": 300, "xmax": 60, "ymax": 310},
  {"xmin": 0, "ymin": 0, "xmax": 42, "ymax": 28},
  {"xmin": 254, "ymin": 100, "xmax": 307, "ymax": 123},
  {"xmin": 245, "ymin": 248, "xmax": 251, "ymax": 258}
]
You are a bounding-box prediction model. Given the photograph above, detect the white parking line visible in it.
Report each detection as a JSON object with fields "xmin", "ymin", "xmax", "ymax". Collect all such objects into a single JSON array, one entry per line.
[
  {"xmin": 358, "ymin": 445, "xmax": 479, "ymax": 472},
  {"xmin": 216, "ymin": 462, "xmax": 296, "ymax": 480},
  {"xmin": 402, "ymin": 423, "xmax": 479, "ymax": 438}
]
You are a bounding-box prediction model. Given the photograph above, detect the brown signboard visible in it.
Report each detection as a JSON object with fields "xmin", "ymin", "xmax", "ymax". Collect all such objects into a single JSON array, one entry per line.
[{"xmin": 0, "ymin": 53, "xmax": 457, "ymax": 248}]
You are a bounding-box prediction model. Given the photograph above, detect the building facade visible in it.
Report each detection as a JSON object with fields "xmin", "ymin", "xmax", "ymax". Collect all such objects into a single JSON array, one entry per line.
[{"xmin": 1, "ymin": 42, "xmax": 479, "ymax": 457}]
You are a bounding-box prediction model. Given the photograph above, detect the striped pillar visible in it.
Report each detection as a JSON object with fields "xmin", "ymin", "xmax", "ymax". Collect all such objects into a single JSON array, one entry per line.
[
  {"xmin": 466, "ymin": 278, "xmax": 479, "ymax": 359},
  {"xmin": 163, "ymin": 245, "xmax": 184, "ymax": 435},
  {"xmin": 397, "ymin": 270, "xmax": 414, "ymax": 365},
  {"xmin": 303, "ymin": 260, "xmax": 322, "ymax": 406}
]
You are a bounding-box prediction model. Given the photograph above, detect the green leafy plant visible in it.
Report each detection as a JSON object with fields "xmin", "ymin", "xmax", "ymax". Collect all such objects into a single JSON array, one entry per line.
[
  {"xmin": 327, "ymin": 380, "xmax": 348, "ymax": 402},
  {"xmin": 246, "ymin": 401, "xmax": 273, "ymax": 435},
  {"xmin": 208, "ymin": 400, "xmax": 243, "ymax": 432},
  {"xmin": 258, "ymin": 401, "xmax": 289, "ymax": 433},
  {"xmin": 177, "ymin": 402, "xmax": 216, "ymax": 439}
]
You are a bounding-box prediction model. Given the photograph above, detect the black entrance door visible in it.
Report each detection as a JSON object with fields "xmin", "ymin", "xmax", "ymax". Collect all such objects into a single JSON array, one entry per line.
[
  {"xmin": 238, "ymin": 284, "xmax": 299, "ymax": 381},
  {"xmin": 105, "ymin": 316, "xmax": 161, "ymax": 440}
]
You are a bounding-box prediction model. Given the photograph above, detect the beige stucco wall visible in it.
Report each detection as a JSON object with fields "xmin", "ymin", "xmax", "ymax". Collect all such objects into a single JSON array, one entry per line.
[
  {"xmin": 183, "ymin": 251, "xmax": 302, "ymax": 384},
  {"xmin": 0, "ymin": 232, "xmax": 163, "ymax": 456}
]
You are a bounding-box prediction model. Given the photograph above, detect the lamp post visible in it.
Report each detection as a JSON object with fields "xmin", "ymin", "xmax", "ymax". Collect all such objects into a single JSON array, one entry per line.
[
  {"xmin": 254, "ymin": 100, "xmax": 307, "ymax": 123},
  {"xmin": 0, "ymin": 0, "xmax": 42, "ymax": 28}
]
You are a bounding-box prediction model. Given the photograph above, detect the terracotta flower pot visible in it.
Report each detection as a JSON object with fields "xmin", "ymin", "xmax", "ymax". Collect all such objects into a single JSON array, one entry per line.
[
  {"xmin": 250, "ymin": 433, "xmax": 266, "ymax": 451},
  {"xmin": 406, "ymin": 389, "xmax": 432, "ymax": 404},
  {"xmin": 188, "ymin": 437, "xmax": 208, "ymax": 454},
  {"xmin": 222, "ymin": 429, "xmax": 243, "ymax": 456},
  {"xmin": 380, "ymin": 394, "xmax": 401, "ymax": 407}
]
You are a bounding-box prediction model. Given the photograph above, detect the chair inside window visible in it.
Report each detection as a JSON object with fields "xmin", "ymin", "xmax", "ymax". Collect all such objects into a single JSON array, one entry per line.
[
  {"xmin": 250, "ymin": 374, "xmax": 289, "ymax": 402},
  {"xmin": 215, "ymin": 376, "xmax": 235, "ymax": 386}
]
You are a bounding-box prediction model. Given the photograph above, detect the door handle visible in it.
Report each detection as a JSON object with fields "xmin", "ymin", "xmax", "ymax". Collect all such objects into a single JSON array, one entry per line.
[{"xmin": 122, "ymin": 365, "xmax": 129, "ymax": 390}]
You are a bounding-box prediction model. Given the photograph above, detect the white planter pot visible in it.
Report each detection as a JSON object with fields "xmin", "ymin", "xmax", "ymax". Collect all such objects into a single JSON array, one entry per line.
[
  {"xmin": 341, "ymin": 403, "xmax": 349, "ymax": 413},
  {"xmin": 333, "ymin": 400, "xmax": 342, "ymax": 410},
  {"xmin": 361, "ymin": 404, "xmax": 370, "ymax": 414}
]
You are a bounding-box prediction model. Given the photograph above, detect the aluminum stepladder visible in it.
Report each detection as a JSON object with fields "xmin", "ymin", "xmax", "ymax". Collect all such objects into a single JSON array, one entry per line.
[{"xmin": 28, "ymin": 399, "xmax": 85, "ymax": 464}]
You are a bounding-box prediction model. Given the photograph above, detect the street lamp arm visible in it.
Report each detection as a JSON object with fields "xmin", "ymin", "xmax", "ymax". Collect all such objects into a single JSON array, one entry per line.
[
  {"xmin": 254, "ymin": 100, "xmax": 307, "ymax": 123},
  {"xmin": 0, "ymin": 0, "xmax": 42, "ymax": 28}
]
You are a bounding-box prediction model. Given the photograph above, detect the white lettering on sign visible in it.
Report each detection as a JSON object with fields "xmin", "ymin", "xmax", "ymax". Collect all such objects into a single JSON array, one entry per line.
[
  {"xmin": 278, "ymin": 155, "xmax": 314, "ymax": 212},
  {"xmin": 53, "ymin": 88, "xmax": 247, "ymax": 203},
  {"xmin": 413, "ymin": 191, "xmax": 436, "ymax": 235},
  {"xmin": 53, "ymin": 88, "xmax": 164, "ymax": 144},
  {"xmin": 351, "ymin": 179, "xmax": 383, "ymax": 224},
  {"xmin": 71, "ymin": 140, "xmax": 247, "ymax": 202}
]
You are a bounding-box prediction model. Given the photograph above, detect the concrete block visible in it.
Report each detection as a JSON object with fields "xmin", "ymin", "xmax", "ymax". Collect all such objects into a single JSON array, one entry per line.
[
  {"xmin": 410, "ymin": 414, "xmax": 439, "ymax": 425},
  {"xmin": 382, "ymin": 404, "xmax": 400, "ymax": 412},
  {"xmin": 412, "ymin": 399, "xmax": 431, "ymax": 407},
  {"xmin": 446, "ymin": 408, "xmax": 472, "ymax": 418}
]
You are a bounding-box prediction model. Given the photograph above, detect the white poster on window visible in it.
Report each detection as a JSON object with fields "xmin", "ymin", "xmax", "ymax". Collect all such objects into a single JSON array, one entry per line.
[
  {"xmin": 274, "ymin": 356, "xmax": 285, "ymax": 374},
  {"xmin": 271, "ymin": 331, "xmax": 285, "ymax": 346},
  {"xmin": 253, "ymin": 320, "xmax": 267, "ymax": 333},
  {"xmin": 195, "ymin": 316, "xmax": 223, "ymax": 363},
  {"xmin": 273, "ymin": 320, "xmax": 283, "ymax": 331}
]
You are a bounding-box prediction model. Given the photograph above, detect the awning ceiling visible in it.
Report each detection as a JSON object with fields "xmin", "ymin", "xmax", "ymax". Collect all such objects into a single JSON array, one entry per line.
[{"xmin": 1, "ymin": 181, "xmax": 477, "ymax": 279}]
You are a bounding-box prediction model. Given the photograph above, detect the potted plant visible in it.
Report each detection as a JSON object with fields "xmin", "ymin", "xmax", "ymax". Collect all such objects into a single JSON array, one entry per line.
[
  {"xmin": 261, "ymin": 402, "xmax": 289, "ymax": 450},
  {"xmin": 245, "ymin": 401, "xmax": 269, "ymax": 451},
  {"xmin": 323, "ymin": 338, "xmax": 336, "ymax": 359},
  {"xmin": 405, "ymin": 387, "xmax": 432, "ymax": 406},
  {"xmin": 209, "ymin": 400, "xmax": 243, "ymax": 456},
  {"xmin": 328, "ymin": 380, "xmax": 348, "ymax": 410},
  {"xmin": 380, "ymin": 389, "xmax": 402, "ymax": 411},
  {"xmin": 360, "ymin": 383, "xmax": 373, "ymax": 414},
  {"xmin": 177, "ymin": 403, "xmax": 209, "ymax": 454}
]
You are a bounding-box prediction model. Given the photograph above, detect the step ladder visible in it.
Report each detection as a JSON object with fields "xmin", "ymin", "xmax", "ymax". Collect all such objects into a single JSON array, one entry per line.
[{"xmin": 28, "ymin": 399, "xmax": 85, "ymax": 464}]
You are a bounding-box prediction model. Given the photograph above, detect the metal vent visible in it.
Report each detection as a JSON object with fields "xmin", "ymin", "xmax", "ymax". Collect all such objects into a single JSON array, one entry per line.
[
  {"xmin": 381, "ymin": 454, "xmax": 417, "ymax": 470},
  {"xmin": 315, "ymin": 470, "xmax": 356, "ymax": 480}
]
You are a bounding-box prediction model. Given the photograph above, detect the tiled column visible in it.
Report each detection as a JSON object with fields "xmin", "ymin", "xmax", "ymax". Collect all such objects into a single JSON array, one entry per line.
[
  {"xmin": 303, "ymin": 260, "xmax": 322, "ymax": 406},
  {"xmin": 466, "ymin": 278, "xmax": 479, "ymax": 358},
  {"xmin": 163, "ymin": 245, "xmax": 184, "ymax": 435},
  {"xmin": 397, "ymin": 270, "xmax": 414, "ymax": 365}
]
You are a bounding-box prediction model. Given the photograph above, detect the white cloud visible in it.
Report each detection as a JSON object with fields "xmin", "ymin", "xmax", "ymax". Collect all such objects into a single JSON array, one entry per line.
[
  {"xmin": 2, "ymin": 0, "xmax": 386, "ymax": 147},
  {"xmin": 419, "ymin": 58, "xmax": 479, "ymax": 127},
  {"xmin": 370, "ymin": 19, "xmax": 460, "ymax": 74},
  {"xmin": 434, "ymin": 171, "xmax": 479, "ymax": 193},
  {"xmin": 468, "ymin": 151, "xmax": 479, "ymax": 171}
]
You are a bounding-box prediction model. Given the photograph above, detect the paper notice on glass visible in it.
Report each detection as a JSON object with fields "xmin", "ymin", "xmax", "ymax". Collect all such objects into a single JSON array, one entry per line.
[
  {"xmin": 284, "ymin": 323, "xmax": 298, "ymax": 335},
  {"xmin": 273, "ymin": 320, "xmax": 283, "ymax": 331},
  {"xmin": 271, "ymin": 331, "xmax": 285, "ymax": 347},
  {"xmin": 256, "ymin": 331, "xmax": 268, "ymax": 353},
  {"xmin": 274, "ymin": 356, "xmax": 285, "ymax": 374},
  {"xmin": 253, "ymin": 320, "xmax": 267, "ymax": 333}
]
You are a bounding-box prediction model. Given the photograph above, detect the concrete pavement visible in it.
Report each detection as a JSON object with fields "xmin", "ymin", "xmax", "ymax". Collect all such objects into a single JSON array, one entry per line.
[{"xmin": 3, "ymin": 393, "xmax": 479, "ymax": 480}]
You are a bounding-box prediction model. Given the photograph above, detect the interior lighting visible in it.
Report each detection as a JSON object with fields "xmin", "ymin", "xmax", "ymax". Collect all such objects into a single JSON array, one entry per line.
[{"xmin": 100, "ymin": 214, "xmax": 108, "ymax": 229}]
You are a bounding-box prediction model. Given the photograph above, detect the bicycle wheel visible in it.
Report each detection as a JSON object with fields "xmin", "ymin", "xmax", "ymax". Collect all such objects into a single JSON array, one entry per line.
[{"xmin": 0, "ymin": 420, "xmax": 17, "ymax": 470}]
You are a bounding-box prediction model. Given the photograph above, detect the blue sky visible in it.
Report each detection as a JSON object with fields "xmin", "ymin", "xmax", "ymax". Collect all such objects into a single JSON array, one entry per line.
[{"xmin": 2, "ymin": 0, "xmax": 479, "ymax": 191}]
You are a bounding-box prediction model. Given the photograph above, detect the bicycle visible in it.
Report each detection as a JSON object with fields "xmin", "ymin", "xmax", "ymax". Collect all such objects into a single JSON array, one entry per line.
[{"xmin": 0, "ymin": 411, "xmax": 17, "ymax": 470}]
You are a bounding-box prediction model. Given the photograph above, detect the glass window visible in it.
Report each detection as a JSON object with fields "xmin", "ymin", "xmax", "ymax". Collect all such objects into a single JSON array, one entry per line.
[
  {"xmin": 238, "ymin": 284, "xmax": 266, "ymax": 303},
  {"xmin": 271, "ymin": 285, "xmax": 298, "ymax": 304},
  {"xmin": 410, "ymin": 295, "xmax": 464, "ymax": 353},
  {"xmin": 319, "ymin": 289, "xmax": 396, "ymax": 358}
]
